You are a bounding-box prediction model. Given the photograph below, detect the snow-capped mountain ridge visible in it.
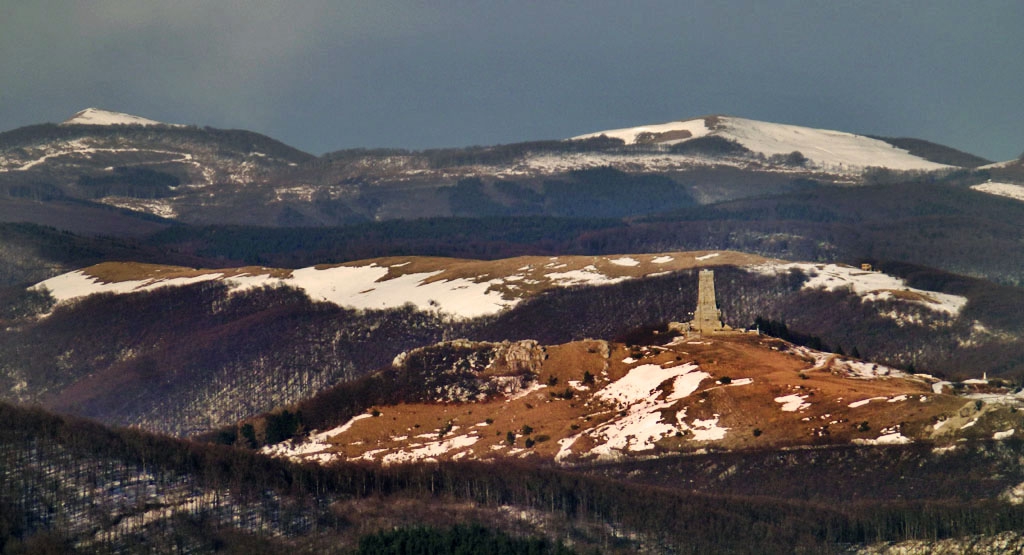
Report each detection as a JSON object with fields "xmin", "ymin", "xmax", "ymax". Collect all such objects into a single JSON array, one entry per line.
[
  {"xmin": 61, "ymin": 107, "xmax": 177, "ymax": 127},
  {"xmin": 0, "ymin": 109, "xmax": 1002, "ymax": 228},
  {"xmin": 573, "ymin": 115, "xmax": 952, "ymax": 171}
]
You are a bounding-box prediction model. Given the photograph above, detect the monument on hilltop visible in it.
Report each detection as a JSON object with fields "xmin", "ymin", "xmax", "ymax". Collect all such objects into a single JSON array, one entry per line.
[
  {"xmin": 667, "ymin": 268, "xmax": 732, "ymax": 336},
  {"xmin": 691, "ymin": 269, "xmax": 724, "ymax": 334}
]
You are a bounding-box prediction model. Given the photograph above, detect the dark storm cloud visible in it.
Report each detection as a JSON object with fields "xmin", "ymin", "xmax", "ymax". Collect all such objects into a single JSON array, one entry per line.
[{"xmin": 1, "ymin": 1, "xmax": 1022, "ymax": 160}]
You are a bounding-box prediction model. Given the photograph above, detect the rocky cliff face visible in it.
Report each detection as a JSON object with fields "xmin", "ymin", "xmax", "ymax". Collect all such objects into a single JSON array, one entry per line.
[{"xmin": 391, "ymin": 339, "xmax": 546, "ymax": 402}]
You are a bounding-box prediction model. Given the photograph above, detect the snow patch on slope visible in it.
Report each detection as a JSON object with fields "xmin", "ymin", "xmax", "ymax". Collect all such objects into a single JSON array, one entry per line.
[
  {"xmin": 544, "ymin": 265, "xmax": 629, "ymax": 287},
  {"xmin": 753, "ymin": 262, "xmax": 967, "ymax": 316},
  {"xmin": 378, "ymin": 434, "xmax": 481, "ymax": 465},
  {"xmin": 775, "ymin": 394, "xmax": 810, "ymax": 412},
  {"xmin": 585, "ymin": 363, "xmax": 715, "ymax": 459},
  {"xmin": 853, "ymin": 431, "xmax": 911, "ymax": 445},
  {"xmin": 971, "ymin": 181, "xmax": 1024, "ymax": 202},
  {"xmin": 609, "ymin": 257, "xmax": 640, "ymax": 267},
  {"xmin": 35, "ymin": 270, "xmax": 223, "ymax": 300},
  {"xmin": 288, "ymin": 266, "xmax": 511, "ymax": 318},
  {"xmin": 260, "ymin": 413, "xmax": 373, "ymax": 461},
  {"xmin": 573, "ymin": 118, "xmax": 711, "ymax": 145}
]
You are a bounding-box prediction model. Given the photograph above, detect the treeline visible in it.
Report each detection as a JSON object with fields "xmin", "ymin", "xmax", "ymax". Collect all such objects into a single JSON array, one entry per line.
[
  {"xmin": 420, "ymin": 136, "xmax": 626, "ymax": 169},
  {"xmin": 622, "ymin": 180, "xmax": 1024, "ymax": 285},
  {"xmin": 668, "ymin": 135, "xmax": 751, "ymax": 156},
  {"xmin": 145, "ymin": 217, "xmax": 624, "ymax": 267},
  {"xmin": 0, "ymin": 221, "xmax": 219, "ymax": 287},
  {"xmin": 6, "ymin": 401, "xmax": 1024, "ymax": 554},
  {"xmin": 204, "ymin": 340, "xmax": 537, "ymax": 448},
  {"xmin": 591, "ymin": 440, "xmax": 1024, "ymax": 505},
  {"xmin": 139, "ymin": 176, "xmax": 1024, "ymax": 286},
  {"xmin": 877, "ymin": 260, "xmax": 1024, "ymax": 333},
  {"xmin": 449, "ymin": 168, "xmax": 697, "ymax": 219},
  {"xmin": 201, "ymin": 366, "xmax": 414, "ymax": 447},
  {"xmin": 77, "ymin": 166, "xmax": 181, "ymax": 199},
  {"xmin": 752, "ymin": 316, "xmax": 834, "ymax": 353},
  {"xmin": 320, "ymin": 136, "xmax": 627, "ymax": 170}
]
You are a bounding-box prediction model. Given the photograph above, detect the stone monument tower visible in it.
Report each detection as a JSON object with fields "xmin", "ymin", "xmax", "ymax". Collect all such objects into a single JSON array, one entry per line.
[{"xmin": 691, "ymin": 269, "xmax": 724, "ymax": 334}]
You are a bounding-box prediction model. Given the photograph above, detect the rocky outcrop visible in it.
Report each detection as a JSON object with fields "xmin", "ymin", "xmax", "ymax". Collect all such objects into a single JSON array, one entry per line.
[
  {"xmin": 391, "ymin": 339, "xmax": 546, "ymax": 402},
  {"xmin": 489, "ymin": 340, "xmax": 546, "ymax": 374},
  {"xmin": 393, "ymin": 339, "xmax": 544, "ymax": 375}
]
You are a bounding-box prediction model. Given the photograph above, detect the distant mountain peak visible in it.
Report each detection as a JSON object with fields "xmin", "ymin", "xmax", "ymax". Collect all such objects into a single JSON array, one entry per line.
[{"xmin": 61, "ymin": 107, "xmax": 175, "ymax": 127}]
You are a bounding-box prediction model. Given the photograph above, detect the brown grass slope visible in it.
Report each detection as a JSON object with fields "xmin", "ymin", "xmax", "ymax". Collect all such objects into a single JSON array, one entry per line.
[{"xmin": 252, "ymin": 332, "xmax": 1006, "ymax": 466}]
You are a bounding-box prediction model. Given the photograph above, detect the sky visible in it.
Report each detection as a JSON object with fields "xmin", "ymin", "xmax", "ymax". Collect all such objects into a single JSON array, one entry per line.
[{"xmin": 1, "ymin": 1, "xmax": 1022, "ymax": 161}]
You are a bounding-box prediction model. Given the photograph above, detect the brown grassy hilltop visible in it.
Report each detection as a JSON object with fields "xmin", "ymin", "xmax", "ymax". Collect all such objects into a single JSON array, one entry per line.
[{"xmin": 264, "ymin": 331, "xmax": 1011, "ymax": 466}]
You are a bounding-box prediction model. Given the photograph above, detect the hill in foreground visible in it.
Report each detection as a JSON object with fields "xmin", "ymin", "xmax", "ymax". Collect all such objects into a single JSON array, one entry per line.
[{"xmin": 258, "ymin": 332, "xmax": 1020, "ymax": 466}]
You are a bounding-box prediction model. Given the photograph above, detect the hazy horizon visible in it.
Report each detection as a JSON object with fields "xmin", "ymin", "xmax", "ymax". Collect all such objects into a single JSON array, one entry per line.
[{"xmin": 2, "ymin": 1, "xmax": 1022, "ymax": 160}]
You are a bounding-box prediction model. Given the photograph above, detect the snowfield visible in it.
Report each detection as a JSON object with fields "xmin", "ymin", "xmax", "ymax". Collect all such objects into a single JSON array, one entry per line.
[
  {"xmin": 33, "ymin": 252, "xmax": 760, "ymax": 319},
  {"xmin": 971, "ymin": 181, "xmax": 1024, "ymax": 202},
  {"xmin": 573, "ymin": 116, "xmax": 951, "ymax": 173}
]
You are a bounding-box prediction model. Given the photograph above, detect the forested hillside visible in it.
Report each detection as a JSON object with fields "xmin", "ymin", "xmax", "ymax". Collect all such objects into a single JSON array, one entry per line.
[
  {"xmin": 6, "ymin": 256, "xmax": 1020, "ymax": 444},
  {"xmin": 0, "ymin": 282, "xmax": 465, "ymax": 437},
  {"xmin": 5, "ymin": 401, "xmax": 1024, "ymax": 554},
  {"xmin": 135, "ymin": 177, "xmax": 1024, "ymax": 287}
]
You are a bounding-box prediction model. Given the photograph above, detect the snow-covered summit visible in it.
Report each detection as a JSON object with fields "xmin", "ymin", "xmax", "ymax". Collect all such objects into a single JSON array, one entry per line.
[
  {"xmin": 573, "ymin": 115, "xmax": 951, "ymax": 172},
  {"xmin": 61, "ymin": 108, "xmax": 172, "ymax": 127}
]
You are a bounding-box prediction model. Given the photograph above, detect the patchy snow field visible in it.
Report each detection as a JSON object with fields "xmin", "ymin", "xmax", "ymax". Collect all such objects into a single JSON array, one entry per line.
[
  {"xmin": 584, "ymin": 362, "xmax": 715, "ymax": 459},
  {"xmin": 34, "ymin": 251, "xmax": 763, "ymax": 319},
  {"xmin": 99, "ymin": 197, "xmax": 178, "ymax": 219},
  {"xmin": 753, "ymin": 262, "xmax": 967, "ymax": 316},
  {"xmin": 36, "ymin": 271, "xmax": 224, "ymax": 300},
  {"xmin": 255, "ymin": 330, "xmax": 981, "ymax": 466},
  {"xmin": 42, "ymin": 254, "xmax": 965, "ymax": 322}
]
